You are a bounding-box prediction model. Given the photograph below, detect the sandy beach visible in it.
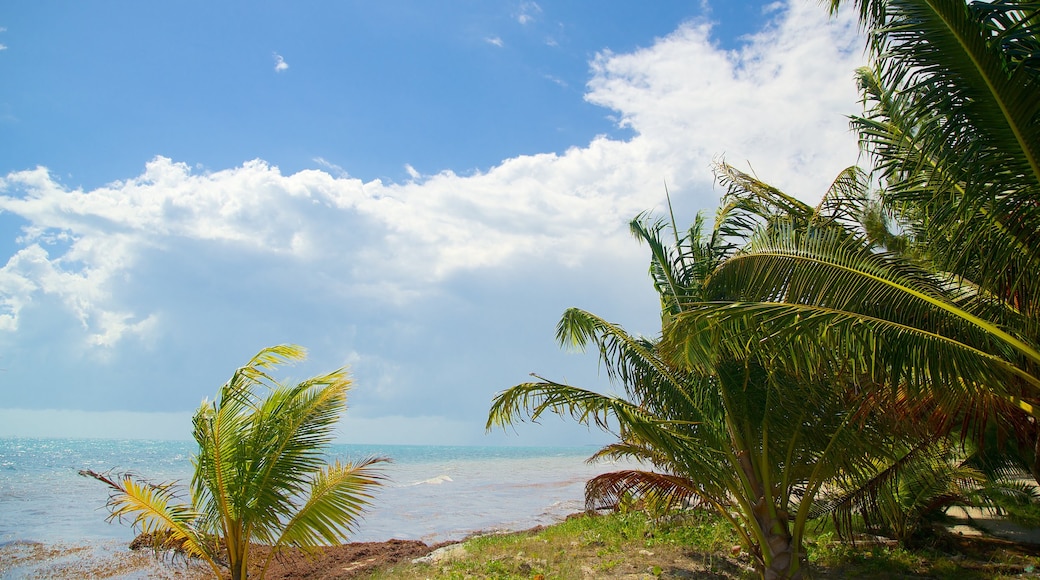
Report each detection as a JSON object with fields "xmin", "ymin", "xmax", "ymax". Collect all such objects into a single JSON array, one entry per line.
[{"xmin": 0, "ymin": 536, "xmax": 449, "ymax": 579}]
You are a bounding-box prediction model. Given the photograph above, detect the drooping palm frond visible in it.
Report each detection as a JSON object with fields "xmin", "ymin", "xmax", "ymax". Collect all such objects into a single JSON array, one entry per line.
[
  {"xmin": 841, "ymin": 0, "xmax": 1040, "ymax": 318},
  {"xmin": 487, "ymin": 379, "xmax": 704, "ymax": 453},
  {"xmin": 79, "ymin": 469, "xmax": 222, "ymax": 576},
  {"xmin": 584, "ymin": 469, "xmax": 706, "ymax": 513},
  {"xmin": 554, "ymin": 307, "xmax": 714, "ymax": 421},
  {"xmin": 673, "ymin": 224, "xmax": 1040, "ymax": 405},
  {"xmin": 713, "ymin": 163, "xmax": 816, "ymax": 233},
  {"xmin": 812, "ymin": 166, "xmax": 872, "ymax": 231},
  {"xmin": 821, "ymin": 438, "xmax": 990, "ymax": 547}
]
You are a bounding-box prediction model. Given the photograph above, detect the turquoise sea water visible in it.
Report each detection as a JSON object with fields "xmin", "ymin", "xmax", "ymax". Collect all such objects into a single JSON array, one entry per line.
[{"xmin": 0, "ymin": 438, "xmax": 630, "ymax": 548}]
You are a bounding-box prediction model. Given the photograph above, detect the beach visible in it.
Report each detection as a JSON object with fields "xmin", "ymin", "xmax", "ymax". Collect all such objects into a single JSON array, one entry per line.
[
  {"xmin": 0, "ymin": 438, "xmax": 631, "ymax": 578},
  {"xmin": 0, "ymin": 536, "xmax": 448, "ymax": 579}
]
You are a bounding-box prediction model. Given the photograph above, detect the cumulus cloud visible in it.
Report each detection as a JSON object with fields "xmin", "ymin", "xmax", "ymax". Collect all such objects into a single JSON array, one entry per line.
[
  {"xmin": 0, "ymin": 0, "xmax": 864, "ymax": 350},
  {"xmin": 484, "ymin": 36, "xmax": 504, "ymax": 48},
  {"xmin": 273, "ymin": 52, "xmax": 289, "ymax": 72},
  {"xmin": 585, "ymin": 1, "xmax": 863, "ymax": 197}
]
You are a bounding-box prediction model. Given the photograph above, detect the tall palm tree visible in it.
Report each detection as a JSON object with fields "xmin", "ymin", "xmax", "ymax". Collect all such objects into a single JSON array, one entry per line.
[
  {"xmin": 82, "ymin": 345, "xmax": 387, "ymax": 580},
  {"xmin": 489, "ymin": 186, "xmax": 897, "ymax": 580},
  {"xmin": 670, "ymin": 0, "xmax": 1040, "ymax": 475}
]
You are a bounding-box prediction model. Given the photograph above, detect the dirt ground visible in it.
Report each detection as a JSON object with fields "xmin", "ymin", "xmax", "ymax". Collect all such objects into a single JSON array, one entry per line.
[{"xmin": 246, "ymin": 539, "xmax": 449, "ymax": 579}]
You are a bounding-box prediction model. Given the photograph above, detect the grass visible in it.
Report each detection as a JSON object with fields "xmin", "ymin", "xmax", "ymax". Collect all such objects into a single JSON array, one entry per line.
[
  {"xmin": 365, "ymin": 509, "xmax": 1040, "ymax": 579},
  {"xmin": 369, "ymin": 510, "xmax": 749, "ymax": 579}
]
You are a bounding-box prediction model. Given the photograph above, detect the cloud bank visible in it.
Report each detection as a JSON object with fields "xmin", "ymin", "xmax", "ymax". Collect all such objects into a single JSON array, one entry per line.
[{"xmin": 0, "ymin": 1, "xmax": 865, "ymax": 443}]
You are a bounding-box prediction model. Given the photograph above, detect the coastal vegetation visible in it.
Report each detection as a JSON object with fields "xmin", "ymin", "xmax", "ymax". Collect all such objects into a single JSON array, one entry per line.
[
  {"xmin": 81, "ymin": 345, "xmax": 387, "ymax": 580},
  {"xmin": 489, "ymin": 0, "xmax": 1040, "ymax": 578},
  {"xmin": 371, "ymin": 509, "xmax": 1040, "ymax": 579}
]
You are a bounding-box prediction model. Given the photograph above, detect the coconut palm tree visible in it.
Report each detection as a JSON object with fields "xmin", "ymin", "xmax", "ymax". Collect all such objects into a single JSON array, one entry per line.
[
  {"xmin": 670, "ymin": 0, "xmax": 1040, "ymax": 476},
  {"xmin": 489, "ymin": 185, "xmax": 899, "ymax": 579},
  {"xmin": 81, "ymin": 345, "xmax": 387, "ymax": 580}
]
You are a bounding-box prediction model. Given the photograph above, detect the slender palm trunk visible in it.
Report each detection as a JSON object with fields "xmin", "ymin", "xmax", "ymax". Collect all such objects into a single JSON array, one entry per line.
[
  {"xmin": 1032, "ymin": 427, "xmax": 1040, "ymax": 487},
  {"xmin": 734, "ymin": 456, "xmax": 803, "ymax": 578},
  {"xmin": 755, "ymin": 508, "xmax": 801, "ymax": 580}
]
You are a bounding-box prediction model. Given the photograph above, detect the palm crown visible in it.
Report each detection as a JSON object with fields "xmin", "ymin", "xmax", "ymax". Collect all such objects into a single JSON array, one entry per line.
[{"xmin": 83, "ymin": 345, "xmax": 387, "ymax": 580}]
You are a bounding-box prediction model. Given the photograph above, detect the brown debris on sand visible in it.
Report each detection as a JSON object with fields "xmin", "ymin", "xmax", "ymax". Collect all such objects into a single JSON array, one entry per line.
[
  {"xmin": 247, "ymin": 539, "xmax": 448, "ymax": 579},
  {"xmin": 1, "ymin": 536, "xmax": 450, "ymax": 580}
]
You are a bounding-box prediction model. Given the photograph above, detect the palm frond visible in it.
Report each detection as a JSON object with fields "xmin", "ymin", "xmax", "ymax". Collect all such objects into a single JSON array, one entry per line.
[
  {"xmin": 584, "ymin": 469, "xmax": 705, "ymax": 513},
  {"xmin": 78, "ymin": 469, "xmax": 220, "ymax": 573},
  {"xmin": 269, "ymin": 457, "xmax": 390, "ymax": 552},
  {"xmin": 684, "ymin": 227, "xmax": 1040, "ymax": 391},
  {"xmin": 844, "ymin": 0, "xmax": 1040, "ymax": 317},
  {"xmin": 554, "ymin": 307, "xmax": 703, "ymax": 415}
]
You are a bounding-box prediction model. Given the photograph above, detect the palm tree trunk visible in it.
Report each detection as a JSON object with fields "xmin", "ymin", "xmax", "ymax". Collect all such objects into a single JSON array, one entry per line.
[
  {"xmin": 230, "ymin": 556, "xmax": 246, "ymax": 580},
  {"xmin": 755, "ymin": 509, "xmax": 802, "ymax": 580},
  {"xmin": 1031, "ymin": 426, "xmax": 1040, "ymax": 487}
]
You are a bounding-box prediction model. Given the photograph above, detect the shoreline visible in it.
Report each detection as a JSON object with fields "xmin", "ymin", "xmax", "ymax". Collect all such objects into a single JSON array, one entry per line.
[
  {"xmin": 0, "ymin": 525, "xmax": 504, "ymax": 580},
  {"xmin": 0, "ymin": 536, "xmax": 447, "ymax": 579},
  {"xmin": 6, "ymin": 507, "xmax": 1040, "ymax": 579}
]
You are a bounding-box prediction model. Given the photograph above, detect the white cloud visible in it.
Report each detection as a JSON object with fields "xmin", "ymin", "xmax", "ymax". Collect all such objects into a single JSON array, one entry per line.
[
  {"xmin": 517, "ymin": 2, "xmax": 542, "ymax": 25},
  {"xmin": 544, "ymin": 74, "xmax": 566, "ymax": 87},
  {"xmin": 314, "ymin": 157, "xmax": 350, "ymax": 178},
  {"xmin": 273, "ymin": 52, "xmax": 289, "ymax": 72},
  {"xmin": 484, "ymin": 36, "xmax": 504, "ymax": 48},
  {"xmin": 0, "ymin": 0, "xmax": 864, "ymax": 353},
  {"xmin": 584, "ymin": 0, "xmax": 862, "ymax": 200},
  {"xmin": 0, "ymin": 44, "xmax": 7, "ymax": 52}
]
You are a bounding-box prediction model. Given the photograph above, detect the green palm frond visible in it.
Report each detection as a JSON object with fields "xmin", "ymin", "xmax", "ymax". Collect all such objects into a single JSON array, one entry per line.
[
  {"xmin": 842, "ymin": 0, "xmax": 1040, "ymax": 316},
  {"xmin": 246, "ymin": 374, "xmax": 351, "ymax": 529},
  {"xmin": 821, "ymin": 438, "xmax": 987, "ymax": 546},
  {"xmin": 274, "ymin": 457, "xmax": 390, "ymax": 548},
  {"xmin": 487, "ymin": 379, "xmax": 734, "ymax": 479},
  {"xmin": 812, "ymin": 166, "xmax": 871, "ymax": 231},
  {"xmin": 682, "ymin": 225, "xmax": 1040, "ymax": 390},
  {"xmin": 713, "ymin": 163, "xmax": 815, "ymax": 231},
  {"xmin": 554, "ymin": 307, "xmax": 707, "ymax": 416},
  {"xmin": 79, "ymin": 469, "xmax": 221, "ymax": 575},
  {"xmin": 586, "ymin": 441, "xmax": 674, "ymax": 470},
  {"xmin": 488, "ymin": 380, "xmax": 687, "ymax": 439}
]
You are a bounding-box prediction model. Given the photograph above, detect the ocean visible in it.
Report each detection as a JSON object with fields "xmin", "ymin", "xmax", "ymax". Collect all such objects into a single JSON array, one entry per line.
[{"xmin": 0, "ymin": 437, "xmax": 632, "ymax": 552}]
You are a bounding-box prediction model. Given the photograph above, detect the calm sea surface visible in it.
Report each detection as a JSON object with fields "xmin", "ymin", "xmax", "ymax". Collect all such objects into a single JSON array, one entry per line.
[{"xmin": 0, "ymin": 438, "xmax": 632, "ymax": 548}]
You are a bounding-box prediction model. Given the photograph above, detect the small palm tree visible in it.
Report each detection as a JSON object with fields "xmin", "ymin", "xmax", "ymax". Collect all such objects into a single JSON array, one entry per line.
[{"xmin": 82, "ymin": 345, "xmax": 387, "ymax": 580}]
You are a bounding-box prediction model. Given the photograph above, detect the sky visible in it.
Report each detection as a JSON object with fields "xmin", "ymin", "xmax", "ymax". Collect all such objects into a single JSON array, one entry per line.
[{"xmin": 0, "ymin": 1, "xmax": 867, "ymax": 445}]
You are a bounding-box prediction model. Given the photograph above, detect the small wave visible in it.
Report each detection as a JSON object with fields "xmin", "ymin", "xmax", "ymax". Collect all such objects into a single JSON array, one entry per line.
[{"xmin": 406, "ymin": 475, "xmax": 453, "ymax": 486}]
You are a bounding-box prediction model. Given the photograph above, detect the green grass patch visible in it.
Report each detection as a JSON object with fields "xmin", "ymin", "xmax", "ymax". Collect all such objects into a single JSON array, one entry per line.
[{"xmin": 367, "ymin": 508, "xmax": 1040, "ymax": 579}]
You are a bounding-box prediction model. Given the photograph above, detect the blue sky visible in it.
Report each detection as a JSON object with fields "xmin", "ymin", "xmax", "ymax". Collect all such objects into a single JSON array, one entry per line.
[{"xmin": 0, "ymin": 1, "xmax": 866, "ymax": 444}]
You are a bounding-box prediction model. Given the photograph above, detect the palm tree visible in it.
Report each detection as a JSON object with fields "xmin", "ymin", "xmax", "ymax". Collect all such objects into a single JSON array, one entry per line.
[
  {"xmin": 82, "ymin": 345, "xmax": 387, "ymax": 580},
  {"xmin": 669, "ymin": 0, "xmax": 1040, "ymax": 477},
  {"xmin": 489, "ymin": 188, "xmax": 898, "ymax": 580}
]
